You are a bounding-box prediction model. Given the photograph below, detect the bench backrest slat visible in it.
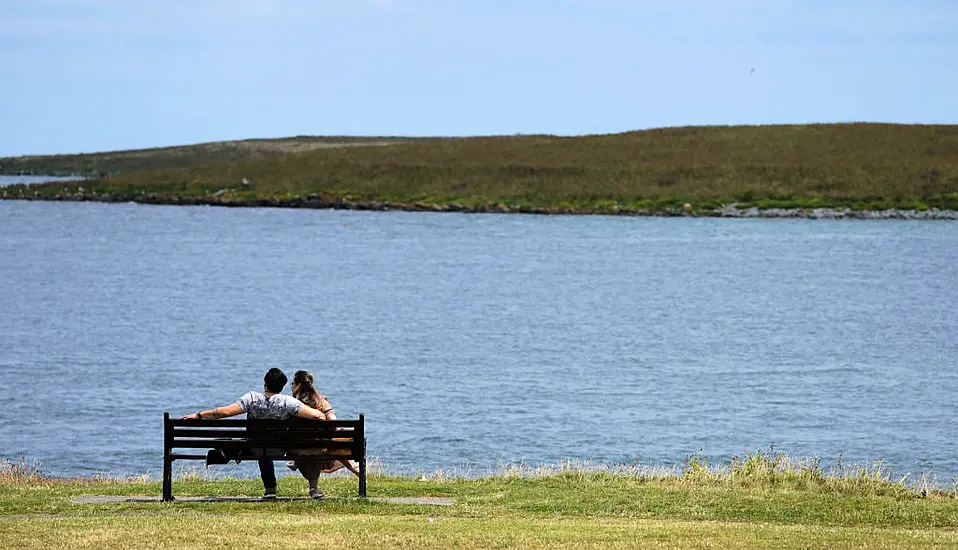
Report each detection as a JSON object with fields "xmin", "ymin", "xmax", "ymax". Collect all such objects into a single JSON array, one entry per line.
[
  {"xmin": 171, "ymin": 418, "xmax": 360, "ymax": 429},
  {"xmin": 170, "ymin": 440, "xmax": 358, "ymax": 451},
  {"xmin": 171, "ymin": 428, "xmax": 355, "ymax": 439},
  {"xmin": 170, "ymin": 437, "xmax": 359, "ymax": 447}
]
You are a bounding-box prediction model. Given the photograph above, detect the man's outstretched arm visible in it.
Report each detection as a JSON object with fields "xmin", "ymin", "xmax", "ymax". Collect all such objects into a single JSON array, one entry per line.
[
  {"xmin": 296, "ymin": 404, "xmax": 327, "ymax": 420},
  {"xmin": 182, "ymin": 403, "xmax": 244, "ymax": 420}
]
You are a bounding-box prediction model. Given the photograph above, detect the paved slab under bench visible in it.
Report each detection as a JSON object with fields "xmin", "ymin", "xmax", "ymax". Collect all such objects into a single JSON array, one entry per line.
[{"xmin": 71, "ymin": 495, "xmax": 455, "ymax": 506}]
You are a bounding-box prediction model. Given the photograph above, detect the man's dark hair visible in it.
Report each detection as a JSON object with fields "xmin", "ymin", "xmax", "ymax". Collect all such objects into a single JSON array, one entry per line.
[{"xmin": 264, "ymin": 368, "xmax": 288, "ymax": 393}]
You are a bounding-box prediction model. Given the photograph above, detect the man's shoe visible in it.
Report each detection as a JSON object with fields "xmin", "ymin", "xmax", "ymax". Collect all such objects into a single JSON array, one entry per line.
[
  {"xmin": 285, "ymin": 460, "xmax": 297, "ymax": 472},
  {"xmin": 263, "ymin": 489, "xmax": 277, "ymax": 501},
  {"xmin": 309, "ymin": 489, "xmax": 325, "ymax": 500}
]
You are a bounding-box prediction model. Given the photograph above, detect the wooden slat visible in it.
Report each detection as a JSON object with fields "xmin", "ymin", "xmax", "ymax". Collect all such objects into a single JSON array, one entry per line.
[
  {"xmin": 170, "ymin": 451, "xmax": 359, "ymax": 461},
  {"xmin": 235, "ymin": 435, "xmax": 357, "ymax": 445},
  {"xmin": 173, "ymin": 440, "xmax": 322, "ymax": 450},
  {"xmin": 242, "ymin": 429, "xmax": 356, "ymax": 439},
  {"xmin": 170, "ymin": 440, "xmax": 255, "ymax": 450},
  {"xmin": 252, "ymin": 423, "xmax": 357, "ymax": 431},
  {"xmin": 171, "ymin": 434, "xmax": 359, "ymax": 447},
  {"xmin": 169, "ymin": 429, "xmax": 249, "ymax": 439},
  {"xmin": 287, "ymin": 440, "xmax": 358, "ymax": 450},
  {"xmin": 171, "ymin": 429, "xmax": 353, "ymax": 439},
  {"xmin": 171, "ymin": 419, "xmax": 361, "ymax": 429},
  {"xmin": 169, "ymin": 443, "xmax": 355, "ymax": 452},
  {"xmin": 171, "ymin": 439, "xmax": 358, "ymax": 451},
  {"xmin": 171, "ymin": 426, "xmax": 360, "ymax": 438}
]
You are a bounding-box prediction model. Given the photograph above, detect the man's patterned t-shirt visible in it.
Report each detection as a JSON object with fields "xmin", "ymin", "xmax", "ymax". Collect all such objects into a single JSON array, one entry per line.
[{"xmin": 237, "ymin": 392, "xmax": 302, "ymax": 419}]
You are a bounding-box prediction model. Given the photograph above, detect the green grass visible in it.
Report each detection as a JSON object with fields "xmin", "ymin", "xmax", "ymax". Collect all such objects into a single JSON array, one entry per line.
[
  {"xmin": 4, "ymin": 123, "xmax": 958, "ymax": 214},
  {"xmin": 3, "ymin": 453, "xmax": 958, "ymax": 549},
  {"xmin": 0, "ymin": 136, "xmax": 426, "ymax": 176}
]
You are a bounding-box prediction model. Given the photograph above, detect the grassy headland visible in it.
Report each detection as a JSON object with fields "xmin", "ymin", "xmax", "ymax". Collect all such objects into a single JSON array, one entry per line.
[
  {"xmin": 0, "ymin": 136, "xmax": 426, "ymax": 177},
  {"xmin": 4, "ymin": 123, "xmax": 958, "ymax": 215},
  {"xmin": 3, "ymin": 453, "xmax": 958, "ymax": 549}
]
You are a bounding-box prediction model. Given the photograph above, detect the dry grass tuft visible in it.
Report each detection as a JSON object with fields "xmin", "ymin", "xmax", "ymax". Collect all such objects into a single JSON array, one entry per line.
[{"xmin": 0, "ymin": 458, "xmax": 46, "ymax": 483}]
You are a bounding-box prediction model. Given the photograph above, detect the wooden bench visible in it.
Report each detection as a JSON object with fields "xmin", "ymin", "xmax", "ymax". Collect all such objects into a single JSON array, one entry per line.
[{"xmin": 162, "ymin": 412, "xmax": 366, "ymax": 501}]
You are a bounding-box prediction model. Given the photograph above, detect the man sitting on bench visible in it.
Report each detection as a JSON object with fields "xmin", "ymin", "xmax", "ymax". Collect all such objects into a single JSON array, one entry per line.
[{"xmin": 182, "ymin": 367, "xmax": 328, "ymax": 500}]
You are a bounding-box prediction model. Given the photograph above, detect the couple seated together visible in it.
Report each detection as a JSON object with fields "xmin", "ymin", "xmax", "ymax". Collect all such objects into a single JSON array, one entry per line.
[{"xmin": 183, "ymin": 367, "xmax": 359, "ymax": 500}]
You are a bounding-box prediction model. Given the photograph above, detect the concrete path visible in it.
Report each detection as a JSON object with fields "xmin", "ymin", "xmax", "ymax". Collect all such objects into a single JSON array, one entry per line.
[{"xmin": 71, "ymin": 495, "xmax": 455, "ymax": 506}]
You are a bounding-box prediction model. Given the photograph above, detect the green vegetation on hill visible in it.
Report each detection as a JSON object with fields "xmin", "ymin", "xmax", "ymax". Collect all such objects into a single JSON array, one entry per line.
[
  {"xmin": 5, "ymin": 124, "xmax": 958, "ymax": 213},
  {"xmin": 0, "ymin": 136, "xmax": 425, "ymax": 176}
]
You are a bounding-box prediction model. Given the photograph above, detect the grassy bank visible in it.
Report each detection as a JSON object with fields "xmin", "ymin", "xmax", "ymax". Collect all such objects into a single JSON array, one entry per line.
[
  {"xmin": 3, "ymin": 453, "xmax": 958, "ymax": 549},
  {"xmin": 3, "ymin": 123, "xmax": 958, "ymax": 215}
]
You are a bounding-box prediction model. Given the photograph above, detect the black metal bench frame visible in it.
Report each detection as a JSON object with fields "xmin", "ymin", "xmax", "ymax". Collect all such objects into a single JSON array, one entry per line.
[{"xmin": 162, "ymin": 412, "xmax": 366, "ymax": 501}]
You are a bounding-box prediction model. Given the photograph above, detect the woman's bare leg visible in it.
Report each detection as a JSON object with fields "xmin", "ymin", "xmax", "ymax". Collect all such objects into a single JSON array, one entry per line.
[
  {"xmin": 323, "ymin": 462, "xmax": 345, "ymax": 474},
  {"xmin": 316, "ymin": 460, "xmax": 359, "ymax": 477},
  {"xmin": 342, "ymin": 460, "xmax": 360, "ymax": 476}
]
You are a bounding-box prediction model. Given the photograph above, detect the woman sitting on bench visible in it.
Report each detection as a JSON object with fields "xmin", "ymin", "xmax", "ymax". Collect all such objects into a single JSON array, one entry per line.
[{"xmin": 288, "ymin": 370, "xmax": 361, "ymax": 495}]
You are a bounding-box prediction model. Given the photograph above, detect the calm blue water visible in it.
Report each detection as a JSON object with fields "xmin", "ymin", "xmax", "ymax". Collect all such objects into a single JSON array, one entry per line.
[{"xmin": 1, "ymin": 197, "xmax": 956, "ymax": 482}]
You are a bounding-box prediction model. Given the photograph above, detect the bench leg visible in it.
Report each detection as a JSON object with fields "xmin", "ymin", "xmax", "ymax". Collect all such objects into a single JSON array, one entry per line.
[
  {"xmin": 162, "ymin": 457, "xmax": 173, "ymax": 502},
  {"xmin": 359, "ymin": 439, "xmax": 367, "ymax": 498}
]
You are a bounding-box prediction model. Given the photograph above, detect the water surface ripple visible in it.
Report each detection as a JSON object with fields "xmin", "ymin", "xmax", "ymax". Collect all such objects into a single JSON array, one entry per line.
[{"xmin": 1, "ymin": 199, "xmax": 956, "ymax": 482}]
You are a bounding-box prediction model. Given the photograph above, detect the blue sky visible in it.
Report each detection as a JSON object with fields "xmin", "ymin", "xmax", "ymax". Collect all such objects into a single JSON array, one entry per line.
[{"xmin": 1, "ymin": 0, "xmax": 956, "ymax": 155}]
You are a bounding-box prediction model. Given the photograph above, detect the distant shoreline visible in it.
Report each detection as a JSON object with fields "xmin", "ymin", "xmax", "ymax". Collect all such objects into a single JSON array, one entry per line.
[
  {"xmin": 3, "ymin": 124, "xmax": 957, "ymax": 219},
  {"xmin": 3, "ymin": 192, "xmax": 957, "ymax": 220}
]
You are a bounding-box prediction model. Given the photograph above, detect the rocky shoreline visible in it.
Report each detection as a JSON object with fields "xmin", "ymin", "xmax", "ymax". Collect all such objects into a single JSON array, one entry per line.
[
  {"xmin": 711, "ymin": 204, "xmax": 958, "ymax": 220},
  {"xmin": 2, "ymin": 190, "xmax": 958, "ymax": 220}
]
